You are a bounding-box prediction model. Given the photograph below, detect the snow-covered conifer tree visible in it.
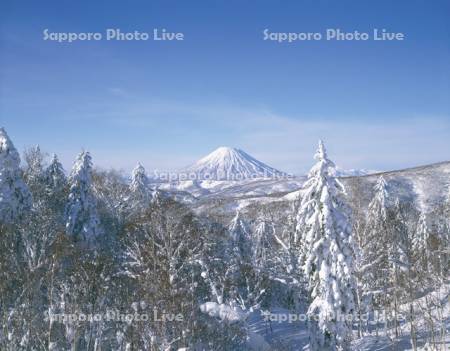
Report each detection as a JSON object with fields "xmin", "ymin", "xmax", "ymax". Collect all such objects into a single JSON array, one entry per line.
[
  {"xmin": 296, "ymin": 140, "xmax": 355, "ymax": 351},
  {"xmin": 229, "ymin": 210, "xmax": 250, "ymax": 259},
  {"xmin": 389, "ymin": 199, "xmax": 410, "ymax": 276},
  {"xmin": 227, "ymin": 210, "xmax": 267, "ymax": 310},
  {"xmin": 387, "ymin": 198, "xmax": 410, "ymax": 338},
  {"xmin": 358, "ymin": 176, "xmax": 391, "ymax": 309},
  {"xmin": 412, "ymin": 211, "xmax": 431, "ymax": 273},
  {"xmin": 45, "ymin": 154, "xmax": 66, "ymax": 193},
  {"xmin": 65, "ymin": 151, "xmax": 101, "ymax": 241},
  {"xmin": 252, "ymin": 217, "xmax": 275, "ymax": 270},
  {"xmin": 129, "ymin": 162, "xmax": 152, "ymax": 209},
  {"xmin": 0, "ymin": 127, "xmax": 31, "ymax": 223},
  {"xmin": 24, "ymin": 145, "xmax": 45, "ymax": 187},
  {"xmin": 42, "ymin": 153, "xmax": 67, "ymax": 214}
]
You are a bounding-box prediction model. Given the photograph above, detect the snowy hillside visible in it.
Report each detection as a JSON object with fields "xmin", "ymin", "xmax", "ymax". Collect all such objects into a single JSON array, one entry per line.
[
  {"xmin": 156, "ymin": 150, "xmax": 450, "ymax": 218},
  {"xmin": 246, "ymin": 286, "xmax": 450, "ymax": 351},
  {"xmin": 344, "ymin": 161, "xmax": 450, "ymax": 211},
  {"xmin": 334, "ymin": 167, "xmax": 379, "ymax": 177},
  {"xmin": 157, "ymin": 177, "xmax": 305, "ymax": 201},
  {"xmin": 171, "ymin": 161, "xmax": 450, "ymax": 218},
  {"xmin": 155, "ymin": 148, "xmax": 383, "ymax": 206},
  {"xmin": 180, "ymin": 146, "xmax": 287, "ymax": 181}
]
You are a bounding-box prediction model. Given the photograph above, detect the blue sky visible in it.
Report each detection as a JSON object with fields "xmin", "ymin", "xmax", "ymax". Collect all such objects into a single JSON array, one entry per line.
[{"xmin": 1, "ymin": 0, "xmax": 449, "ymax": 174}]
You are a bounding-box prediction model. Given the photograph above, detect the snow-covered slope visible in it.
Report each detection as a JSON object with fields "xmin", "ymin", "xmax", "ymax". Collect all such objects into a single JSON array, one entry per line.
[
  {"xmin": 180, "ymin": 147, "xmax": 286, "ymax": 181},
  {"xmin": 157, "ymin": 177, "xmax": 304, "ymax": 200},
  {"xmin": 182, "ymin": 161, "xmax": 450, "ymax": 218},
  {"xmin": 334, "ymin": 167, "xmax": 379, "ymax": 177},
  {"xmin": 246, "ymin": 286, "xmax": 450, "ymax": 351},
  {"xmin": 344, "ymin": 161, "xmax": 450, "ymax": 211}
]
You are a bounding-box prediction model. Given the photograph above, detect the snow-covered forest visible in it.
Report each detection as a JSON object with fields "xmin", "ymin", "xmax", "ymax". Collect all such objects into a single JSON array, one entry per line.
[{"xmin": 0, "ymin": 127, "xmax": 448, "ymax": 350}]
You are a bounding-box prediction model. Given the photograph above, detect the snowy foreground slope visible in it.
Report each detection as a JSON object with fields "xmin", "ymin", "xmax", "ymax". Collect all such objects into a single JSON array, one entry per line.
[
  {"xmin": 350, "ymin": 287, "xmax": 450, "ymax": 351},
  {"xmin": 242, "ymin": 287, "xmax": 449, "ymax": 351}
]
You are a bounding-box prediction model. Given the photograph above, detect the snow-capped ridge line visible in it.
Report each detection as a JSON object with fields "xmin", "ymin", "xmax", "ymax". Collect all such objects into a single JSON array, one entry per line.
[{"xmin": 344, "ymin": 160, "xmax": 450, "ymax": 179}]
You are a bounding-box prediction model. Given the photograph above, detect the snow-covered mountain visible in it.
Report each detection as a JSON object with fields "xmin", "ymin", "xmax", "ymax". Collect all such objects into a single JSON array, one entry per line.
[{"xmin": 180, "ymin": 147, "xmax": 286, "ymax": 181}]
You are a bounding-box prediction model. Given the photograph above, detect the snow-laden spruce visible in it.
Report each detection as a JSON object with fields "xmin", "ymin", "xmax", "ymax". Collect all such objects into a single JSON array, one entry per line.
[
  {"xmin": 387, "ymin": 198, "xmax": 410, "ymax": 278},
  {"xmin": 358, "ymin": 176, "xmax": 391, "ymax": 305},
  {"xmin": 229, "ymin": 210, "xmax": 251, "ymax": 255},
  {"xmin": 296, "ymin": 140, "xmax": 355, "ymax": 351},
  {"xmin": 228, "ymin": 210, "xmax": 252, "ymax": 293},
  {"xmin": 252, "ymin": 217, "xmax": 275, "ymax": 269},
  {"xmin": 0, "ymin": 127, "xmax": 32, "ymax": 223},
  {"xmin": 413, "ymin": 212, "xmax": 430, "ymax": 269},
  {"xmin": 229, "ymin": 210, "xmax": 267, "ymax": 309},
  {"xmin": 129, "ymin": 162, "xmax": 153, "ymax": 208},
  {"xmin": 65, "ymin": 151, "xmax": 102, "ymax": 241},
  {"xmin": 45, "ymin": 154, "xmax": 66, "ymax": 193},
  {"xmin": 24, "ymin": 145, "xmax": 45, "ymax": 188}
]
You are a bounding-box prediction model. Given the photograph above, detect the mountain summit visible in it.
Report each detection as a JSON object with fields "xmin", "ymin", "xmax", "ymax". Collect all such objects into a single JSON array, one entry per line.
[{"xmin": 182, "ymin": 147, "xmax": 286, "ymax": 181}]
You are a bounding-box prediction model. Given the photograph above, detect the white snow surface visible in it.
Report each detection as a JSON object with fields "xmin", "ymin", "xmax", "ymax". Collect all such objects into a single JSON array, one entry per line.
[
  {"xmin": 199, "ymin": 302, "xmax": 247, "ymax": 323},
  {"xmin": 245, "ymin": 285, "xmax": 449, "ymax": 351},
  {"xmin": 334, "ymin": 167, "xmax": 379, "ymax": 177}
]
